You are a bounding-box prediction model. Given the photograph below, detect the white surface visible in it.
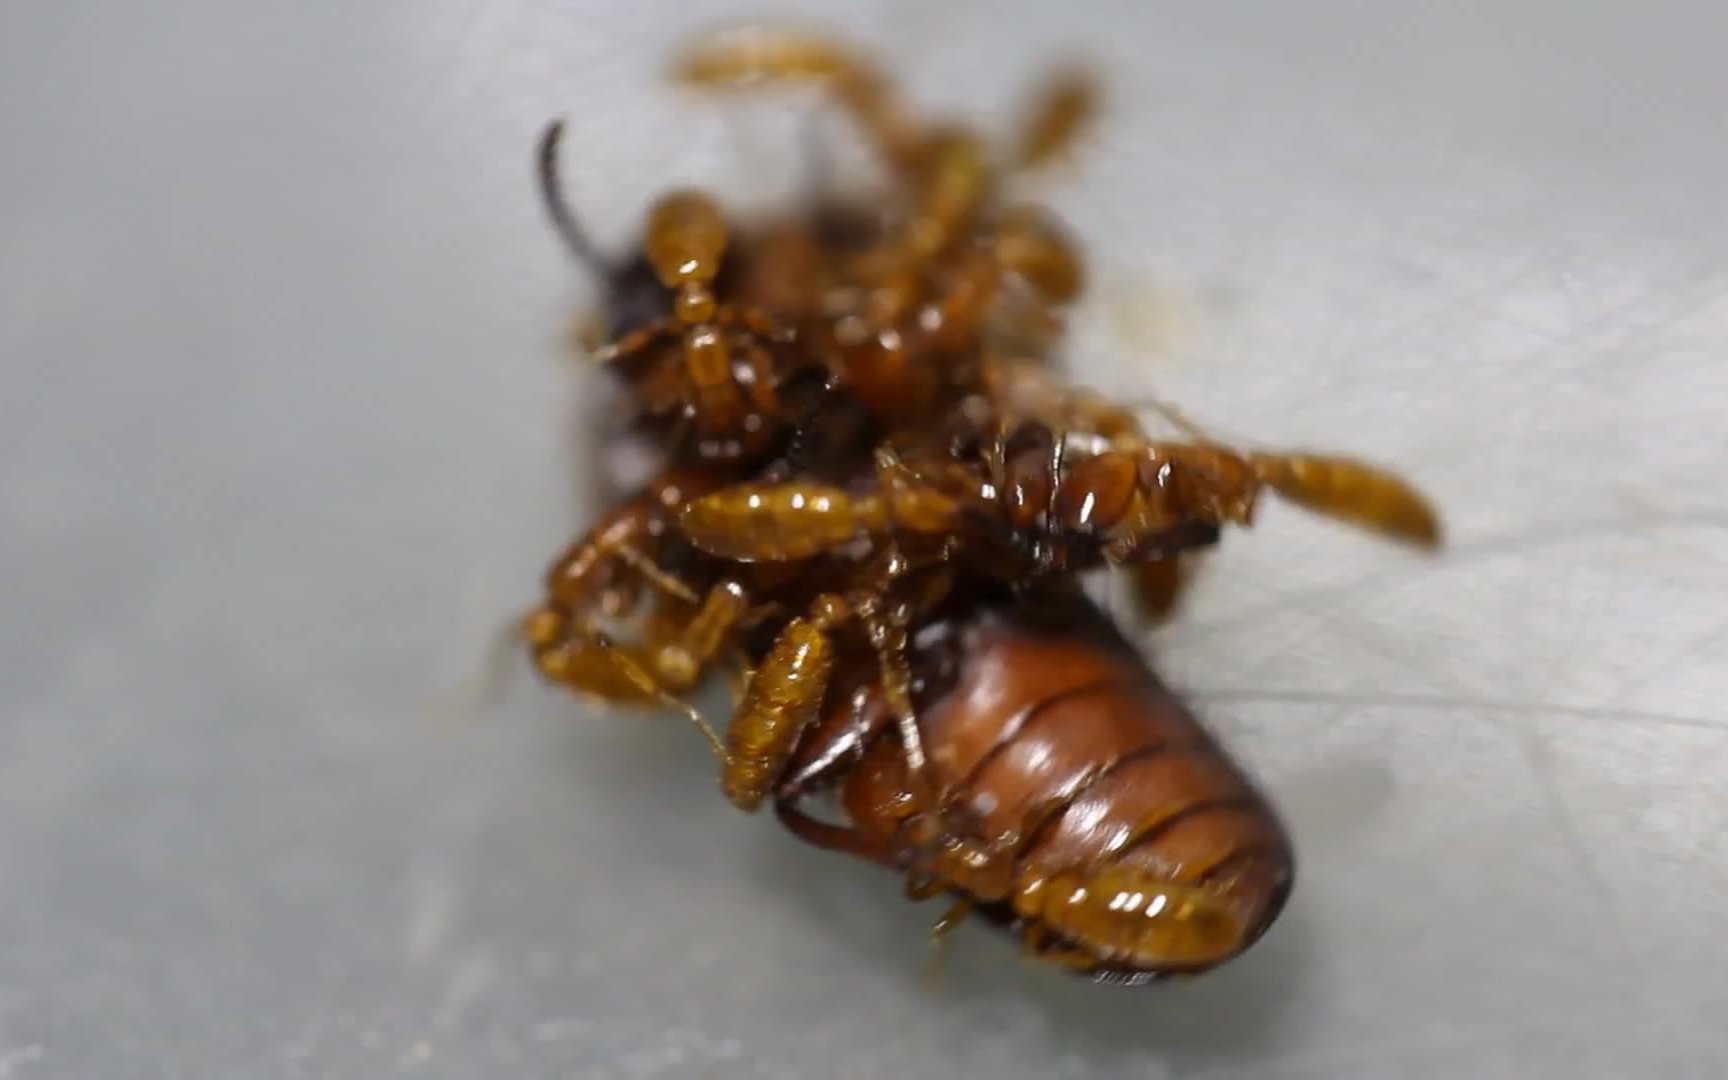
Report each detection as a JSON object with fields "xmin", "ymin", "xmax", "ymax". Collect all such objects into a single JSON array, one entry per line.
[{"xmin": 3, "ymin": 2, "xmax": 1725, "ymax": 1076}]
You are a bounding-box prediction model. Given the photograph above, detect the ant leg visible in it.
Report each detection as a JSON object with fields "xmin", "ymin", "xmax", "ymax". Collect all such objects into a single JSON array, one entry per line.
[
  {"xmin": 1018, "ymin": 920, "xmax": 1100, "ymax": 969},
  {"xmin": 904, "ymin": 871, "xmax": 947, "ymax": 903},
  {"xmin": 523, "ymin": 607, "xmax": 727, "ymax": 763},
  {"xmin": 1011, "ymin": 66, "xmax": 1100, "ymax": 173},
  {"xmin": 590, "ymin": 317, "xmax": 678, "ymax": 372},
  {"xmin": 924, "ymin": 890, "xmax": 974, "ymax": 989},
  {"xmin": 538, "ymin": 501, "xmax": 702, "ymax": 635},
  {"xmin": 727, "ymin": 553, "xmax": 946, "ymax": 816},
  {"xmin": 670, "ymin": 26, "xmax": 924, "ymax": 171},
  {"xmin": 423, "ymin": 612, "xmax": 531, "ymax": 734},
  {"xmin": 992, "ymin": 204, "xmax": 1084, "ymax": 306},
  {"xmin": 977, "ymin": 412, "xmax": 1012, "ymax": 496},
  {"xmin": 850, "ymin": 131, "xmax": 993, "ymax": 336},
  {"xmin": 904, "ymin": 131, "xmax": 990, "ymax": 256},
  {"xmin": 529, "ymin": 459, "xmax": 765, "ymax": 704},
  {"xmin": 870, "ymin": 443, "xmax": 967, "ymax": 538},
  {"xmin": 921, "ymin": 246, "xmax": 1004, "ymax": 354},
  {"xmin": 587, "ymin": 630, "xmax": 730, "ymax": 763},
  {"xmin": 1043, "ymin": 421, "xmax": 1067, "ymax": 523},
  {"xmin": 540, "ymin": 499, "xmax": 653, "ymax": 613},
  {"xmin": 523, "ymin": 609, "xmax": 661, "ymax": 704},
  {"xmin": 530, "ymin": 555, "xmax": 746, "ymax": 708},
  {"xmin": 1021, "ymin": 921, "xmax": 1047, "ymax": 954},
  {"xmin": 638, "ymin": 579, "xmax": 753, "ymax": 690},
  {"xmin": 854, "ymin": 556, "xmax": 956, "ymax": 802},
  {"xmin": 932, "ymin": 895, "xmax": 973, "ymax": 936},
  {"xmin": 570, "ymin": 311, "xmax": 608, "ymax": 357},
  {"xmin": 607, "ymin": 541, "xmax": 702, "ymax": 605},
  {"xmin": 1019, "ymin": 922, "xmax": 1103, "ymax": 971},
  {"xmin": 902, "ymin": 872, "xmax": 959, "ymax": 973},
  {"xmin": 1102, "ymin": 519, "xmax": 1222, "ymax": 569},
  {"xmin": 1126, "ymin": 557, "xmax": 1205, "ymax": 627},
  {"xmin": 1060, "ymin": 386, "xmax": 1154, "ymax": 445},
  {"xmin": 861, "ymin": 611, "xmax": 932, "ymax": 789},
  {"xmin": 736, "ymin": 336, "xmax": 783, "ymax": 416}
]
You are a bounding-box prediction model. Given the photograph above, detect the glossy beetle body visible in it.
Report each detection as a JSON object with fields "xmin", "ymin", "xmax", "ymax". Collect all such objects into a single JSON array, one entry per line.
[{"xmin": 775, "ymin": 581, "xmax": 1294, "ymax": 983}]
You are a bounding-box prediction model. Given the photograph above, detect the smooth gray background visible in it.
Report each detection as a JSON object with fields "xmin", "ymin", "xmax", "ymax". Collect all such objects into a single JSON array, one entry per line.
[{"xmin": 4, "ymin": 2, "xmax": 1725, "ymax": 1076}]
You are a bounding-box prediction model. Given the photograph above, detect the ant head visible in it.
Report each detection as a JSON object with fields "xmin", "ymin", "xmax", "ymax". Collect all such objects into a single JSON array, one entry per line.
[{"xmin": 642, "ymin": 189, "xmax": 729, "ymax": 289}]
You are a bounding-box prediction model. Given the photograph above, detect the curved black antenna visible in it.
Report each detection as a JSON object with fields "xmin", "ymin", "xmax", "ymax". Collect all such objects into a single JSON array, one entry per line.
[
  {"xmin": 778, "ymin": 367, "xmax": 850, "ymax": 475},
  {"xmin": 537, "ymin": 118, "xmax": 611, "ymax": 278}
]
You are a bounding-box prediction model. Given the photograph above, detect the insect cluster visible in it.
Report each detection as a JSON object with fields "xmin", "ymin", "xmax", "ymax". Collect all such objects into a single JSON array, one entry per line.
[{"xmin": 521, "ymin": 28, "xmax": 1443, "ymax": 986}]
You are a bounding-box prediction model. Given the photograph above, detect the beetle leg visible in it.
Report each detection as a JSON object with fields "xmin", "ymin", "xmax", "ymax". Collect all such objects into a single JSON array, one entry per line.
[
  {"xmin": 933, "ymin": 895, "xmax": 973, "ymax": 933},
  {"xmin": 773, "ymin": 799, "xmax": 901, "ymax": 868},
  {"xmin": 923, "ymin": 893, "xmax": 975, "ymax": 989},
  {"xmin": 1017, "ymin": 921, "xmax": 1099, "ymax": 970},
  {"xmin": 904, "ymin": 871, "xmax": 946, "ymax": 902},
  {"xmin": 1125, "ymin": 556, "xmax": 1206, "ymax": 627}
]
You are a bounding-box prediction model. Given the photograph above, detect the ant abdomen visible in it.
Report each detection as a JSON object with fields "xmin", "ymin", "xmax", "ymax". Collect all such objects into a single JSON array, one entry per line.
[
  {"xmin": 1011, "ymin": 866, "xmax": 1259, "ymax": 973},
  {"xmin": 1054, "ymin": 449, "xmax": 1139, "ymax": 531}
]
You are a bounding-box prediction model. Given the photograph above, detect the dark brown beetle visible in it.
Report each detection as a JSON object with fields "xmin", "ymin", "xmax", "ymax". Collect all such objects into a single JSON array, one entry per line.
[{"xmin": 772, "ymin": 578, "xmax": 1294, "ymax": 984}]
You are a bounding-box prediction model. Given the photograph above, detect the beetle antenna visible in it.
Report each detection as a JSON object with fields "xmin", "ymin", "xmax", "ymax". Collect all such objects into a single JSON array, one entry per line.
[{"xmin": 537, "ymin": 118, "xmax": 611, "ymax": 278}]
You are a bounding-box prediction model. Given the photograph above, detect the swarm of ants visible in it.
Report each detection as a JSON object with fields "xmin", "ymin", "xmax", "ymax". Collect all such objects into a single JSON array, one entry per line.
[{"xmin": 519, "ymin": 27, "xmax": 1442, "ymax": 987}]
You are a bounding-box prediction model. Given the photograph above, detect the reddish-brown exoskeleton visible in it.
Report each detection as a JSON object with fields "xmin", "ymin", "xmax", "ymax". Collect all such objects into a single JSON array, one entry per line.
[
  {"xmin": 671, "ymin": 26, "xmax": 1093, "ymax": 421},
  {"xmin": 673, "ymin": 395, "xmax": 1442, "ymax": 606},
  {"xmin": 515, "ymin": 31, "xmax": 1444, "ymax": 990},
  {"xmin": 539, "ymin": 119, "xmax": 816, "ymax": 465},
  {"xmin": 772, "ymin": 578, "xmax": 1293, "ymax": 983},
  {"xmin": 526, "ymin": 117, "xmax": 898, "ymax": 710},
  {"xmin": 524, "ymin": 84, "xmax": 1087, "ymax": 725},
  {"xmin": 520, "ymin": 462, "xmax": 739, "ymax": 705},
  {"xmin": 543, "ymin": 376, "xmax": 1437, "ymax": 827},
  {"xmin": 526, "ymin": 151, "xmax": 969, "ymax": 727},
  {"xmin": 545, "ymin": 528, "xmax": 973, "ymax": 813}
]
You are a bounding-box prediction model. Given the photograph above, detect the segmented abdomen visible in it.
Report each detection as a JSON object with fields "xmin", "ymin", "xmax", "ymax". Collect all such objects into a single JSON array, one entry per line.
[
  {"xmin": 851, "ymin": 588, "xmax": 1294, "ymax": 972},
  {"xmin": 723, "ymin": 618, "xmax": 835, "ymax": 810}
]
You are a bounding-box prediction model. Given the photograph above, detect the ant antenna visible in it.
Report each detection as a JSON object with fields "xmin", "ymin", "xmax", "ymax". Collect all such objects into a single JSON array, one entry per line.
[
  {"xmin": 423, "ymin": 613, "xmax": 529, "ymax": 736},
  {"xmin": 1140, "ymin": 396, "xmax": 1216, "ymax": 444},
  {"xmin": 537, "ymin": 118, "xmax": 611, "ymax": 277},
  {"xmin": 780, "ymin": 367, "xmax": 856, "ymax": 474},
  {"xmin": 1101, "ymin": 391, "xmax": 1222, "ymax": 445}
]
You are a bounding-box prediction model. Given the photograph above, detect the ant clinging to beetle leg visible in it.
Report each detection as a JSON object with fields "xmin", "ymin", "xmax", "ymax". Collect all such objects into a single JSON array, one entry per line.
[{"xmin": 511, "ymin": 24, "xmax": 1445, "ymax": 987}]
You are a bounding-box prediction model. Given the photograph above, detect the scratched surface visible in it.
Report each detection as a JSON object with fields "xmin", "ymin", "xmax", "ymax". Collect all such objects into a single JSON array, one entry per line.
[{"xmin": 2, "ymin": 1, "xmax": 1725, "ymax": 1077}]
